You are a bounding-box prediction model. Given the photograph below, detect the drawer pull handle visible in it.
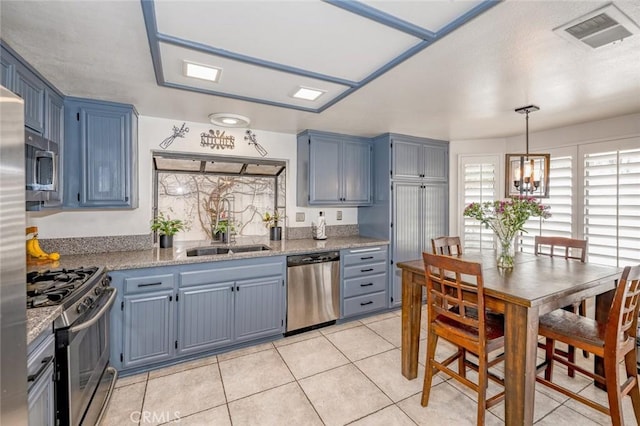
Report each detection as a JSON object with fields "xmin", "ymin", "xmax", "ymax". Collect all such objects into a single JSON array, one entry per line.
[
  {"xmin": 360, "ymin": 301, "xmax": 374, "ymax": 306},
  {"xmin": 360, "ymin": 256, "xmax": 374, "ymax": 260},
  {"xmin": 360, "ymin": 268, "xmax": 374, "ymax": 272},
  {"xmin": 138, "ymin": 282, "xmax": 162, "ymax": 287},
  {"xmin": 28, "ymin": 356, "xmax": 53, "ymax": 382},
  {"xmin": 360, "ymin": 283, "xmax": 374, "ymax": 287}
]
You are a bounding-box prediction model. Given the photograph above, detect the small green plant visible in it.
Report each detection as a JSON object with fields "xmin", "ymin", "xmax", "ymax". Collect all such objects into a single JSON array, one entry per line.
[
  {"xmin": 212, "ymin": 219, "xmax": 236, "ymax": 235},
  {"xmin": 150, "ymin": 212, "xmax": 187, "ymax": 236},
  {"xmin": 262, "ymin": 211, "xmax": 283, "ymax": 228}
]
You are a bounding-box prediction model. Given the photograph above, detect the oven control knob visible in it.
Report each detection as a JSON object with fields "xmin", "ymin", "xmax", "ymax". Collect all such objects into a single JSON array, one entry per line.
[
  {"xmin": 85, "ymin": 296, "xmax": 94, "ymax": 306},
  {"xmin": 76, "ymin": 301, "xmax": 88, "ymax": 314},
  {"xmin": 94, "ymin": 287, "xmax": 102, "ymax": 296}
]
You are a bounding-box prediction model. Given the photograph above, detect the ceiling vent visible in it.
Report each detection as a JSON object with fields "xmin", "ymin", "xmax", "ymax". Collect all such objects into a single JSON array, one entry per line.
[{"xmin": 554, "ymin": 4, "xmax": 640, "ymax": 49}]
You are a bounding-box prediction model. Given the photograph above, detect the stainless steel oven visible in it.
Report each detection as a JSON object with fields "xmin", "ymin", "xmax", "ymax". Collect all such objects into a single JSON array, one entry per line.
[{"xmin": 27, "ymin": 266, "xmax": 117, "ymax": 426}]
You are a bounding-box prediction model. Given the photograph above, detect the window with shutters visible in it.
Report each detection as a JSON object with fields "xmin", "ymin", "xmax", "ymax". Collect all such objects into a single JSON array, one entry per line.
[
  {"xmin": 460, "ymin": 156, "xmax": 499, "ymax": 251},
  {"xmin": 582, "ymin": 146, "xmax": 640, "ymax": 267},
  {"xmin": 519, "ymin": 154, "xmax": 574, "ymax": 254}
]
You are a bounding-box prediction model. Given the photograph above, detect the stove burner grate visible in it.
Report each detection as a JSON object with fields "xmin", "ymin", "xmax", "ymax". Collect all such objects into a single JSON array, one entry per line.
[{"xmin": 26, "ymin": 266, "xmax": 101, "ymax": 309}]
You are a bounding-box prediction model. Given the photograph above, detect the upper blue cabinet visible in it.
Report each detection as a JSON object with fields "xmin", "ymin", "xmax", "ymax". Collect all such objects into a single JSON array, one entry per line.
[
  {"xmin": 64, "ymin": 98, "xmax": 138, "ymax": 209},
  {"xmin": 391, "ymin": 135, "xmax": 448, "ymax": 182},
  {"xmin": 297, "ymin": 130, "xmax": 372, "ymax": 206}
]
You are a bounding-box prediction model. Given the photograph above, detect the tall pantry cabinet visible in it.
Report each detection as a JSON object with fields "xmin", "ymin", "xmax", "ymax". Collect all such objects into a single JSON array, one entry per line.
[{"xmin": 358, "ymin": 134, "xmax": 449, "ymax": 307}]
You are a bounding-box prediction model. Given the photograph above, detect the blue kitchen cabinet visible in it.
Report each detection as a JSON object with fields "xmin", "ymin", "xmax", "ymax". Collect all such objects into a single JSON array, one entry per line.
[
  {"xmin": 391, "ymin": 136, "xmax": 448, "ymax": 182},
  {"xmin": 177, "ymin": 282, "xmax": 234, "ymax": 355},
  {"xmin": 13, "ymin": 61, "xmax": 46, "ymax": 134},
  {"xmin": 64, "ymin": 98, "xmax": 138, "ymax": 209},
  {"xmin": 340, "ymin": 245, "xmax": 389, "ymax": 318},
  {"xmin": 358, "ymin": 133, "xmax": 449, "ymax": 308},
  {"xmin": 120, "ymin": 273, "xmax": 176, "ymax": 369},
  {"xmin": 297, "ymin": 130, "xmax": 372, "ymax": 206},
  {"xmin": 42, "ymin": 91, "xmax": 64, "ymax": 208},
  {"xmin": 234, "ymin": 276, "xmax": 283, "ymax": 342},
  {"xmin": 1, "ymin": 54, "xmax": 13, "ymax": 90},
  {"xmin": 110, "ymin": 256, "xmax": 286, "ymax": 373}
]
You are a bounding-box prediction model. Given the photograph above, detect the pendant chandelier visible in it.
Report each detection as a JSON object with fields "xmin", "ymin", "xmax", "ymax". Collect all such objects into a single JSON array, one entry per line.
[{"xmin": 505, "ymin": 105, "xmax": 550, "ymax": 198}]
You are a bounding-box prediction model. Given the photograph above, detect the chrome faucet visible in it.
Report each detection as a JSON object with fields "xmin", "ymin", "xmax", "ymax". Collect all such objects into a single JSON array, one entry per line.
[{"xmin": 219, "ymin": 197, "xmax": 233, "ymax": 244}]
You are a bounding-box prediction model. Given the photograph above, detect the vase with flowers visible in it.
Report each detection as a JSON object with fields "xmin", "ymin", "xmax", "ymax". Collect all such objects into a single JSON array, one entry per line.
[{"xmin": 463, "ymin": 196, "xmax": 551, "ymax": 269}]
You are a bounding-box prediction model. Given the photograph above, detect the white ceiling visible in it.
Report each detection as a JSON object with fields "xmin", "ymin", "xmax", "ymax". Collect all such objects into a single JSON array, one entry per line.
[{"xmin": 1, "ymin": 0, "xmax": 639, "ymax": 141}]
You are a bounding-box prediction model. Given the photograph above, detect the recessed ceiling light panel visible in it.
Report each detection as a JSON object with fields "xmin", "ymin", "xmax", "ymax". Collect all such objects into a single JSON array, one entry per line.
[
  {"xmin": 292, "ymin": 86, "xmax": 326, "ymax": 101},
  {"xmin": 208, "ymin": 113, "xmax": 251, "ymax": 128},
  {"xmin": 183, "ymin": 61, "xmax": 222, "ymax": 82}
]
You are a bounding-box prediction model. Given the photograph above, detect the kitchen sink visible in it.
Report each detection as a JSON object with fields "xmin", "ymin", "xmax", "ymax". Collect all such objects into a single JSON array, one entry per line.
[{"xmin": 186, "ymin": 244, "xmax": 271, "ymax": 256}]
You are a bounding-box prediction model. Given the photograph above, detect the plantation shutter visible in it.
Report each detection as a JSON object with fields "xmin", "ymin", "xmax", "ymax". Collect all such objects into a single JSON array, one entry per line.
[
  {"xmin": 519, "ymin": 155, "xmax": 574, "ymax": 253},
  {"xmin": 583, "ymin": 147, "xmax": 640, "ymax": 267},
  {"xmin": 460, "ymin": 156, "xmax": 499, "ymax": 251}
]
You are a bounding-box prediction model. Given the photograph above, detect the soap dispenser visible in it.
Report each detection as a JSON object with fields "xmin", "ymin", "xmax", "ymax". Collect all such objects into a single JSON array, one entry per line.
[{"xmin": 312, "ymin": 211, "xmax": 327, "ymax": 240}]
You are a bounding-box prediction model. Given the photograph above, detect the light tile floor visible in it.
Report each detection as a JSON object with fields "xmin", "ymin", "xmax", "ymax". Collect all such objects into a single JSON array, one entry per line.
[{"xmin": 102, "ymin": 309, "xmax": 640, "ymax": 425}]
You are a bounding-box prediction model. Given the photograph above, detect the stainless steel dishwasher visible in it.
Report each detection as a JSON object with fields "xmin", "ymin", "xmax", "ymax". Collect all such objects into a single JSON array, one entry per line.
[{"xmin": 286, "ymin": 251, "xmax": 340, "ymax": 335}]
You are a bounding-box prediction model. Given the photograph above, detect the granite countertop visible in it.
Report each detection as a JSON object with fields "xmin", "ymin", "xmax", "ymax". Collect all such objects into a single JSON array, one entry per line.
[
  {"xmin": 27, "ymin": 305, "xmax": 61, "ymax": 346},
  {"xmin": 27, "ymin": 236, "xmax": 389, "ymax": 272}
]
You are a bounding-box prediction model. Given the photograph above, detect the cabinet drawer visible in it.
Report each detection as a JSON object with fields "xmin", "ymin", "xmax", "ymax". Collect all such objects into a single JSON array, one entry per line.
[
  {"xmin": 124, "ymin": 274, "xmax": 174, "ymax": 294},
  {"xmin": 343, "ymin": 291, "xmax": 386, "ymax": 317},
  {"xmin": 344, "ymin": 262, "xmax": 387, "ymax": 279},
  {"xmin": 343, "ymin": 273, "xmax": 387, "ymax": 298},
  {"xmin": 343, "ymin": 247, "xmax": 387, "ymax": 266}
]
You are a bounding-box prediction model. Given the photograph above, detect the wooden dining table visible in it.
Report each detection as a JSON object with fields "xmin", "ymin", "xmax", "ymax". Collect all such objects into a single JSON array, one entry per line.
[{"xmin": 397, "ymin": 251, "xmax": 622, "ymax": 425}]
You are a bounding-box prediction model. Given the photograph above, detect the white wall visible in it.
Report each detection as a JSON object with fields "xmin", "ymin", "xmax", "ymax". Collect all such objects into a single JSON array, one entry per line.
[
  {"xmin": 28, "ymin": 116, "xmax": 358, "ymax": 239},
  {"xmin": 448, "ymin": 112, "xmax": 640, "ymax": 237}
]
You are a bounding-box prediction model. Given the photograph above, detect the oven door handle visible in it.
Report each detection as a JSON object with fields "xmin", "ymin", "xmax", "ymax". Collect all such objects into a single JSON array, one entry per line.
[{"xmin": 69, "ymin": 287, "xmax": 117, "ymax": 334}]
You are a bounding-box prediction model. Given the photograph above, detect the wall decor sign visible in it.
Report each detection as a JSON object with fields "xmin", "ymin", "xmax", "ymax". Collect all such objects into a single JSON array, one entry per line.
[
  {"xmin": 244, "ymin": 130, "xmax": 268, "ymax": 157},
  {"xmin": 200, "ymin": 129, "xmax": 235, "ymax": 150},
  {"xmin": 159, "ymin": 122, "xmax": 189, "ymax": 149}
]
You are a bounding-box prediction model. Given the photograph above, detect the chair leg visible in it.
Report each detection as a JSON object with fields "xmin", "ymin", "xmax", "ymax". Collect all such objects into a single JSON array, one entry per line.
[
  {"xmin": 459, "ymin": 348, "xmax": 466, "ymax": 379},
  {"xmin": 421, "ymin": 330, "xmax": 439, "ymax": 407},
  {"xmin": 603, "ymin": 356, "xmax": 624, "ymax": 426},
  {"xmin": 544, "ymin": 337, "xmax": 555, "ymax": 381},
  {"xmin": 567, "ymin": 344, "xmax": 576, "ymax": 378},
  {"xmin": 579, "ymin": 300, "xmax": 589, "ymax": 358},
  {"xmin": 477, "ymin": 351, "xmax": 488, "ymax": 426},
  {"xmin": 624, "ymin": 350, "xmax": 640, "ymax": 424}
]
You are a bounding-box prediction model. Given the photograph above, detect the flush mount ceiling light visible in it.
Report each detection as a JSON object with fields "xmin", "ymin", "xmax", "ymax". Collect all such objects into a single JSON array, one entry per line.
[
  {"xmin": 291, "ymin": 86, "xmax": 325, "ymax": 101},
  {"xmin": 183, "ymin": 61, "xmax": 222, "ymax": 83},
  {"xmin": 208, "ymin": 113, "xmax": 251, "ymax": 128},
  {"xmin": 505, "ymin": 105, "xmax": 550, "ymax": 198}
]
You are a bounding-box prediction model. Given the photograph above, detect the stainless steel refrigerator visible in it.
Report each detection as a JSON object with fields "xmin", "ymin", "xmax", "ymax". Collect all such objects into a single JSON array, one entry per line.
[{"xmin": 0, "ymin": 86, "xmax": 28, "ymax": 424}]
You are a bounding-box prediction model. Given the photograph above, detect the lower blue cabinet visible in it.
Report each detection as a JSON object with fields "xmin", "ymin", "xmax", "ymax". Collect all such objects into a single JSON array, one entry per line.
[
  {"xmin": 122, "ymin": 290, "xmax": 175, "ymax": 368},
  {"xmin": 177, "ymin": 282, "xmax": 234, "ymax": 355},
  {"xmin": 110, "ymin": 256, "xmax": 286, "ymax": 372}
]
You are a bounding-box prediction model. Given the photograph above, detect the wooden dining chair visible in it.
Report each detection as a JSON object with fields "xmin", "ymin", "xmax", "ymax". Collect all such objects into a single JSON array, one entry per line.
[
  {"xmin": 422, "ymin": 253, "xmax": 505, "ymax": 425},
  {"xmin": 536, "ymin": 265, "xmax": 640, "ymax": 426},
  {"xmin": 431, "ymin": 236, "xmax": 463, "ymax": 255},
  {"xmin": 535, "ymin": 235, "xmax": 589, "ymax": 370}
]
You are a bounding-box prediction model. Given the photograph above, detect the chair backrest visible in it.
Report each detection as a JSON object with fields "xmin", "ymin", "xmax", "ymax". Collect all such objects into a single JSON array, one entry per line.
[
  {"xmin": 534, "ymin": 236, "xmax": 587, "ymax": 262},
  {"xmin": 422, "ymin": 252, "xmax": 484, "ymax": 341},
  {"xmin": 605, "ymin": 265, "xmax": 640, "ymax": 357},
  {"xmin": 431, "ymin": 236, "xmax": 463, "ymax": 256}
]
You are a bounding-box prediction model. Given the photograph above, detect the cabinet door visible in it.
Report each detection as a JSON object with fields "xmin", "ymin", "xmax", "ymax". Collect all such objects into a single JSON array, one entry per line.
[
  {"xmin": 422, "ymin": 144, "xmax": 448, "ymax": 181},
  {"xmin": 27, "ymin": 363, "xmax": 55, "ymax": 426},
  {"xmin": 79, "ymin": 106, "xmax": 132, "ymax": 207},
  {"xmin": 421, "ymin": 183, "xmax": 448, "ymax": 249},
  {"xmin": 391, "ymin": 139, "xmax": 423, "ymax": 180},
  {"xmin": 123, "ymin": 291, "xmax": 174, "ymax": 368},
  {"xmin": 308, "ymin": 136, "xmax": 341, "ymax": 204},
  {"xmin": 234, "ymin": 276, "xmax": 283, "ymax": 342},
  {"xmin": 1, "ymin": 55, "xmax": 13, "ymax": 90},
  {"xmin": 342, "ymin": 140, "xmax": 371, "ymax": 204},
  {"xmin": 391, "ymin": 182, "xmax": 423, "ymax": 307},
  {"xmin": 43, "ymin": 91, "xmax": 64, "ymax": 208},
  {"xmin": 14, "ymin": 62, "xmax": 45, "ymax": 133},
  {"xmin": 178, "ymin": 283, "xmax": 234, "ymax": 355}
]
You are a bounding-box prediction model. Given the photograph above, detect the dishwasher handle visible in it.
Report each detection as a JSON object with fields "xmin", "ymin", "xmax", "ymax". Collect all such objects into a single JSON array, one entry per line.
[{"xmin": 287, "ymin": 251, "xmax": 340, "ymax": 267}]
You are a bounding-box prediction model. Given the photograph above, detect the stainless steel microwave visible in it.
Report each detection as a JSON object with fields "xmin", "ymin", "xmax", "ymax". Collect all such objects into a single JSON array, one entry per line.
[{"xmin": 25, "ymin": 130, "xmax": 58, "ymax": 202}]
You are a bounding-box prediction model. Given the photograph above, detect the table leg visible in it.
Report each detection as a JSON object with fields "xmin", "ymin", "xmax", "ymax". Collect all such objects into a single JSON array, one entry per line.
[
  {"xmin": 401, "ymin": 270, "xmax": 422, "ymax": 379},
  {"xmin": 594, "ymin": 287, "xmax": 616, "ymax": 391},
  {"xmin": 504, "ymin": 302, "xmax": 539, "ymax": 426}
]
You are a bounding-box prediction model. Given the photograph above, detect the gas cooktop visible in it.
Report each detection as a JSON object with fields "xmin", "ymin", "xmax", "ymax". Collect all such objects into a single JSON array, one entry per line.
[{"xmin": 26, "ymin": 266, "xmax": 103, "ymax": 309}]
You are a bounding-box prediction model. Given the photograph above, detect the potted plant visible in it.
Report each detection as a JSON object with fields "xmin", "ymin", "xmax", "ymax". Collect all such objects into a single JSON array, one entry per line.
[
  {"xmin": 212, "ymin": 219, "xmax": 236, "ymax": 243},
  {"xmin": 151, "ymin": 212, "xmax": 187, "ymax": 248},
  {"xmin": 262, "ymin": 210, "xmax": 283, "ymax": 241}
]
